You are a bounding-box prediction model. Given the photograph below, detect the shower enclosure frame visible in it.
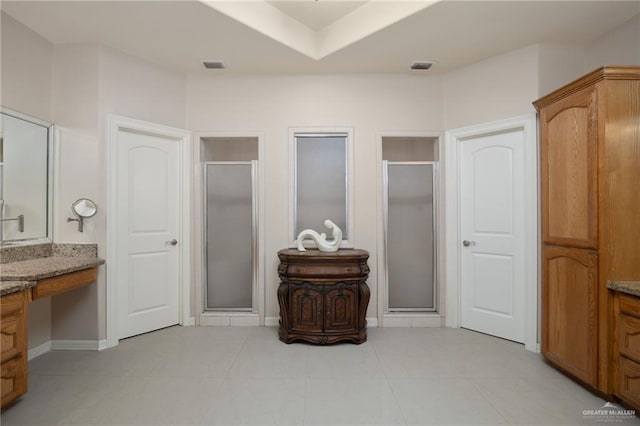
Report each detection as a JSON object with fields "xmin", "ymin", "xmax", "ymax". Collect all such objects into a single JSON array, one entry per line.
[
  {"xmin": 382, "ymin": 160, "xmax": 438, "ymax": 313},
  {"xmin": 203, "ymin": 160, "xmax": 258, "ymax": 313}
]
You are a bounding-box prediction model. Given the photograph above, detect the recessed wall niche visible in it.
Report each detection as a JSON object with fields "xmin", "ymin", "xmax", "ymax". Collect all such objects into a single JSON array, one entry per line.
[
  {"xmin": 200, "ymin": 136, "xmax": 258, "ymax": 162},
  {"xmin": 381, "ymin": 136, "xmax": 438, "ymax": 162},
  {"xmin": 381, "ymin": 136, "xmax": 439, "ymax": 313},
  {"xmin": 200, "ymin": 136, "xmax": 259, "ymax": 314}
]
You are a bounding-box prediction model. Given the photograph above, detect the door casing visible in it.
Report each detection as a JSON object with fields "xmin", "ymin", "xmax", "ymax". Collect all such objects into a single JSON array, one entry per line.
[
  {"xmin": 444, "ymin": 114, "xmax": 538, "ymax": 352},
  {"xmin": 107, "ymin": 115, "xmax": 191, "ymax": 348}
]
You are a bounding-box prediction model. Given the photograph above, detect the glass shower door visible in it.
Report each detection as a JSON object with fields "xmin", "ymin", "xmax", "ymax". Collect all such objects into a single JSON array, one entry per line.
[
  {"xmin": 384, "ymin": 161, "xmax": 437, "ymax": 311},
  {"xmin": 204, "ymin": 161, "xmax": 257, "ymax": 311}
]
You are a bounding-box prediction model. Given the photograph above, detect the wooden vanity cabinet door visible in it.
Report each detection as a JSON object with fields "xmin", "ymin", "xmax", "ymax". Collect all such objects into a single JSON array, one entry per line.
[
  {"xmin": 618, "ymin": 358, "xmax": 640, "ymax": 409},
  {"xmin": 618, "ymin": 313, "xmax": 640, "ymax": 364},
  {"xmin": 613, "ymin": 293, "xmax": 640, "ymax": 411},
  {"xmin": 0, "ymin": 290, "xmax": 28, "ymax": 409},
  {"xmin": 542, "ymin": 246, "xmax": 598, "ymax": 386},
  {"xmin": 1, "ymin": 357, "xmax": 26, "ymax": 408},
  {"xmin": 1, "ymin": 292, "xmax": 26, "ymax": 363},
  {"xmin": 540, "ymin": 86, "xmax": 598, "ymax": 249}
]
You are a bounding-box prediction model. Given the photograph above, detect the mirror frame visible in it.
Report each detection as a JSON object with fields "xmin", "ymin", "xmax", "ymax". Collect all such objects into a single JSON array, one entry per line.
[
  {"xmin": 0, "ymin": 107, "xmax": 54, "ymax": 246},
  {"xmin": 72, "ymin": 198, "xmax": 98, "ymax": 218}
]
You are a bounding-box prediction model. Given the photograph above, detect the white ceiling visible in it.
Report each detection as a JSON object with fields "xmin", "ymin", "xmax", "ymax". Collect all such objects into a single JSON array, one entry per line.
[
  {"xmin": 266, "ymin": 1, "xmax": 369, "ymax": 31},
  {"xmin": 2, "ymin": 1, "xmax": 639, "ymax": 75}
]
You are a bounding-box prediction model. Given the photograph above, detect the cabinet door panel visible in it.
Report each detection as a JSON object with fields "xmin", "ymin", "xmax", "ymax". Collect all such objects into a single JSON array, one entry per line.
[
  {"xmin": 1, "ymin": 292, "xmax": 26, "ymax": 364},
  {"xmin": 542, "ymin": 246, "xmax": 598, "ymax": 386},
  {"xmin": 1, "ymin": 356, "xmax": 26, "ymax": 408},
  {"xmin": 618, "ymin": 313, "xmax": 640, "ymax": 364},
  {"xmin": 290, "ymin": 285, "xmax": 323, "ymax": 333},
  {"xmin": 541, "ymin": 87, "xmax": 598, "ymax": 248},
  {"xmin": 1, "ymin": 311, "xmax": 20, "ymax": 363},
  {"xmin": 324, "ymin": 285, "xmax": 357, "ymax": 332},
  {"xmin": 618, "ymin": 357, "xmax": 640, "ymax": 409}
]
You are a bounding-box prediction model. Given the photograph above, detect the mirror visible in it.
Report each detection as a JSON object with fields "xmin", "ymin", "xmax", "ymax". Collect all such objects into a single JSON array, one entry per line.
[
  {"xmin": 0, "ymin": 110, "xmax": 53, "ymax": 245},
  {"xmin": 72, "ymin": 198, "xmax": 97, "ymax": 218},
  {"xmin": 67, "ymin": 198, "xmax": 97, "ymax": 232}
]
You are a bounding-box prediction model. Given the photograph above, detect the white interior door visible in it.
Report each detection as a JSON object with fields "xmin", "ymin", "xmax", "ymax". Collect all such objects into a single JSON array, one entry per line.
[
  {"xmin": 460, "ymin": 129, "xmax": 525, "ymax": 343},
  {"xmin": 115, "ymin": 129, "xmax": 181, "ymax": 339}
]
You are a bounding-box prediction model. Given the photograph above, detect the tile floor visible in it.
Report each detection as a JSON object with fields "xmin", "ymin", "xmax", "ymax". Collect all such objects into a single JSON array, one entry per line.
[{"xmin": 2, "ymin": 326, "xmax": 639, "ymax": 426}]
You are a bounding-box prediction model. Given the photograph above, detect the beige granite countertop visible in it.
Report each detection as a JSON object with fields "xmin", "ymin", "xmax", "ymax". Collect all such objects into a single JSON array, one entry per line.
[
  {"xmin": 607, "ymin": 280, "xmax": 640, "ymax": 297},
  {"xmin": 0, "ymin": 280, "xmax": 37, "ymax": 296},
  {"xmin": 0, "ymin": 256, "xmax": 105, "ymax": 282},
  {"xmin": 0, "ymin": 243, "xmax": 104, "ymax": 296}
]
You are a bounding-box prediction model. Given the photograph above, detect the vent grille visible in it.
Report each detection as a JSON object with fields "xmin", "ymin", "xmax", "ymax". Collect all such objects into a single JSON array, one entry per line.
[
  {"xmin": 410, "ymin": 61, "xmax": 434, "ymax": 70},
  {"xmin": 203, "ymin": 61, "xmax": 225, "ymax": 70}
]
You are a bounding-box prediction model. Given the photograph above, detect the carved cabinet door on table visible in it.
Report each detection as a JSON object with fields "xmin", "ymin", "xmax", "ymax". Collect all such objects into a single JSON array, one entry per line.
[{"xmin": 277, "ymin": 249, "xmax": 370, "ymax": 344}]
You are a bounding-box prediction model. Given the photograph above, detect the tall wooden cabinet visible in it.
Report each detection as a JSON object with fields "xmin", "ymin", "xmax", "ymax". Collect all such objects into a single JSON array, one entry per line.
[{"xmin": 534, "ymin": 67, "xmax": 640, "ymax": 394}]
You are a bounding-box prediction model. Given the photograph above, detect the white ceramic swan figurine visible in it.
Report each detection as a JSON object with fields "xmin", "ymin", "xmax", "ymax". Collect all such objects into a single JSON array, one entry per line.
[{"xmin": 296, "ymin": 219, "xmax": 343, "ymax": 252}]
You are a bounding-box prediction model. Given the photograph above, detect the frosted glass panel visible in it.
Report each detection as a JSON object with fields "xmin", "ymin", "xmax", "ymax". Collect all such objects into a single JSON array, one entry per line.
[
  {"xmin": 296, "ymin": 136, "xmax": 347, "ymax": 240},
  {"xmin": 386, "ymin": 163, "xmax": 435, "ymax": 310},
  {"xmin": 205, "ymin": 163, "xmax": 254, "ymax": 310}
]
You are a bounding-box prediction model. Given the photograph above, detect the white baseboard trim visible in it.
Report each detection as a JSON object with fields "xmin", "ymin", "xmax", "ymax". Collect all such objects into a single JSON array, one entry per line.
[
  {"xmin": 51, "ymin": 339, "xmax": 108, "ymax": 351},
  {"xmin": 199, "ymin": 313, "xmax": 260, "ymax": 327},
  {"xmin": 264, "ymin": 317, "xmax": 279, "ymax": 327},
  {"xmin": 379, "ymin": 313, "xmax": 443, "ymax": 327},
  {"xmin": 28, "ymin": 341, "xmax": 52, "ymax": 360},
  {"xmin": 366, "ymin": 317, "xmax": 379, "ymax": 328},
  {"xmin": 184, "ymin": 316, "xmax": 196, "ymax": 326}
]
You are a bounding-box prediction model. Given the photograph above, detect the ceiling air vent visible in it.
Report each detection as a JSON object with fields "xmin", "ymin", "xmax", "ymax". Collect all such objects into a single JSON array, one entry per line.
[
  {"xmin": 410, "ymin": 61, "xmax": 434, "ymax": 71},
  {"xmin": 202, "ymin": 61, "xmax": 225, "ymax": 70}
]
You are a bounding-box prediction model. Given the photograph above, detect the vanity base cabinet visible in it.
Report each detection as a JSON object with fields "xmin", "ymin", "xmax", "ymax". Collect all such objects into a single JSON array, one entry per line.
[
  {"xmin": 278, "ymin": 249, "xmax": 370, "ymax": 345},
  {"xmin": 612, "ymin": 292, "xmax": 640, "ymax": 412},
  {"xmin": 1, "ymin": 290, "xmax": 28, "ymax": 410}
]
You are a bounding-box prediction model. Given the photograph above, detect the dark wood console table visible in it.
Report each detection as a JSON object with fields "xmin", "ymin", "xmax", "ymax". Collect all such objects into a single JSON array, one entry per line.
[{"xmin": 277, "ymin": 248, "xmax": 370, "ymax": 344}]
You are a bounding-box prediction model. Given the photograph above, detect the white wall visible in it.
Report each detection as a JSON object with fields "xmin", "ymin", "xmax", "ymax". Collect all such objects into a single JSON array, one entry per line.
[
  {"xmin": 443, "ymin": 45, "xmax": 539, "ymax": 130},
  {"xmin": 48, "ymin": 45, "xmax": 187, "ymax": 341},
  {"xmin": 50, "ymin": 44, "xmax": 102, "ymax": 341},
  {"xmin": 585, "ymin": 14, "xmax": 640, "ymax": 71},
  {"xmin": 0, "ymin": 12, "xmax": 52, "ymax": 122},
  {"xmin": 535, "ymin": 13, "xmax": 640, "ymax": 99},
  {"xmin": 537, "ymin": 44, "xmax": 586, "ymax": 96},
  {"xmin": 187, "ymin": 73, "xmax": 444, "ymax": 319},
  {"xmin": 1, "ymin": 12, "xmax": 54, "ymax": 350},
  {"xmin": 100, "ymin": 48, "xmax": 186, "ymax": 129}
]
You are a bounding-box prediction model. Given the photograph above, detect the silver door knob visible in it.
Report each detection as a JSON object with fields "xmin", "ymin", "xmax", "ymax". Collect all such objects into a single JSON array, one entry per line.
[
  {"xmin": 165, "ymin": 239, "xmax": 178, "ymax": 246},
  {"xmin": 462, "ymin": 240, "xmax": 476, "ymax": 247}
]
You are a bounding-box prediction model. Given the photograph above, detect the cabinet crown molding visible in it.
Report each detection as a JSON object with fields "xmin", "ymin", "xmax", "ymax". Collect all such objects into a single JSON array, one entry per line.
[{"xmin": 533, "ymin": 66, "xmax": 640, "ymax": 111}]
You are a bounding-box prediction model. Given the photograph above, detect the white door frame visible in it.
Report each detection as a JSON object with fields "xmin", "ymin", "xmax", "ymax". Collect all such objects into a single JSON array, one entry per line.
[
  {"xmin": 106, "ymin": 115, "xmax": 191, "ymax": 348},
  {"xmin": 444, "ymin": 114, "xmax": 538, "ymax": 352}
]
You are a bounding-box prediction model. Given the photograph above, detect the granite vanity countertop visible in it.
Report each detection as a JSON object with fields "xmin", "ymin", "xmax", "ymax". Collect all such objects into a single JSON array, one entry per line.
[
  {"xmin": 0, "ymin": 256, "xmax": 105, "ymax": 282},
  {"xmin": 607, "ymin": 280, "xmax": 640, "ymax": 297},
  {"xmin": 0, "ymin": 280, "xmax": 37, "ymax": 296}
]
